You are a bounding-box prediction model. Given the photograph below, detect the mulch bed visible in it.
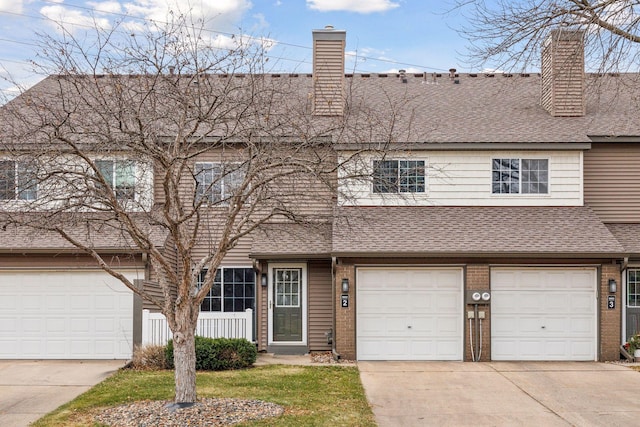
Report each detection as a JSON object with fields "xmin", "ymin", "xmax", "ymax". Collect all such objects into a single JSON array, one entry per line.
[{"xmin": 94, "ymin": 398, "xmax": 284, "ymax": 427}]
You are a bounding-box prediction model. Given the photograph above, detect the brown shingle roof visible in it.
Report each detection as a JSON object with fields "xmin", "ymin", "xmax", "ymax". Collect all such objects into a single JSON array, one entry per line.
[
  {"xmin": 332, "ymin": 206, "xmax": 624, "ymax": 257},
  {"xmin": 339, "ymin": 73, "xmax": 640, "ymax": 143},
  {"xmin": 5, "ymin": 73, "xmax": 640, "ymax": 145},
  {"xmin": 0, "ymin": 213, "xmax": 168, "ymax": 252},
  {"xmin": 605, "ymin": 223, "xmax": 640, "ymax": 255},
  {"xmin": 250, "ymin": 223, "xmax": 332, "ymax": 258}
]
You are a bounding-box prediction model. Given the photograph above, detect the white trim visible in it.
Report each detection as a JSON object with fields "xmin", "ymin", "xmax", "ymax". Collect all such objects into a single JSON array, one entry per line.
[
  {"xmin": 370, "ymin": 157, "xmax": 429, "ymax": 196},
  {"xmin": 267, "ymin": 262, "xmax": 308, "ymax": 346},
  {"xmin": 623, "ymin": 267, "xmax": 627, "ymax": 343},
  {"xmin": 198, "ymin": 265, "xmax": 255, "ymax": 313},
  {"xmin": 490, "ymin": 157, "xmax": 550, "ymax": 197}
]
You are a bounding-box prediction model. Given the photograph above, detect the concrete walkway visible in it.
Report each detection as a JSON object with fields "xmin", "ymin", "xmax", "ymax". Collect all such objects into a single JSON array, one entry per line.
[
  {"xmin": 359, "ymin": 361, "xmax": 640, "ymax": 427},
  {"xmin": 0, "ymin": 360, "xmax": 126, "ymax": 427}
]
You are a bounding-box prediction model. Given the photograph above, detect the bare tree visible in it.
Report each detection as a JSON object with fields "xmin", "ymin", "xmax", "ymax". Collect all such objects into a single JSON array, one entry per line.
[
  {"xmin": 0, "ymin": 16, "xmax": 350, "ymax": 404},
  {"xmin": 453, "ymin": 0, "xmax": 640, "ymax": 71}
]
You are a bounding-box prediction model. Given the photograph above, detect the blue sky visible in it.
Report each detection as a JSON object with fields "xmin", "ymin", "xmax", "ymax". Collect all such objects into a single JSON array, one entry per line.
[{"xmin": 0, "ymin": 0, "xmax": 475, "ymax": 97}]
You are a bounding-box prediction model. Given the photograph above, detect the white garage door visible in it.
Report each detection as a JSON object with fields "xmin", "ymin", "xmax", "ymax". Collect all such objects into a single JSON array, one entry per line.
[
  {"xmin": 491, "ymin": 268, "xmax": 597, "ymax": 361},
  {"xmin": 357, "ymin": 267, "xmax": 463, "ymax": 361},
  {"xmin": 0, "ymin": 270, "xmax": 137, "ymax": 359}
]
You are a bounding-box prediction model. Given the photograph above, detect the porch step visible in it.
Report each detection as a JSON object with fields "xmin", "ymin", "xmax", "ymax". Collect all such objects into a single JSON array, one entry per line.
[{"xmin": 266, "ymin": 345, "xmax": 308, "ymax": 355}]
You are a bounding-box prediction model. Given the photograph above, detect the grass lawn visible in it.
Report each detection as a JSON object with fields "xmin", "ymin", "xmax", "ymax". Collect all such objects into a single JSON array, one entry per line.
[{"xmin": 32, "ymin": 364, "xmax": 377, "ymax": 427}]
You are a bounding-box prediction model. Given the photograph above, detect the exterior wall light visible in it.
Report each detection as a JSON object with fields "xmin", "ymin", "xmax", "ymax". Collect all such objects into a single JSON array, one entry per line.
[
  {"xmin": 261, "ymin": 273, "xmax": 268, "ymax": 287},
  {"xmin": 609, "ymin": 279, "xmax": 617, "ymax": 293},
  {"xmin": 341, "ymin": 278, "xmax": 349, "ymax": 294}
]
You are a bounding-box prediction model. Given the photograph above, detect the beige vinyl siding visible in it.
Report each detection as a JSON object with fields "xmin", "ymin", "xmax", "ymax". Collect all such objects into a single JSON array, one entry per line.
[
  {"xmin": 141, "ymin": 280, "xmax": 167, "ymax": 311},
  {"xmin": 339, "ymin": 150, "xmax": 583, "ymax": 206},
  {"xmin": 541, "ymin": 30, "xmax": 585, "ymax": 117},
  {"xmin": 189, "ymin": 235, "xmax": 253, "ymax": 267},
  {"xmin": 584, "ymin": 143, "xmax": 640, "ymax": 222},
  {"xmin": 313, "ymin": 38, "xmax": 345, "ymax": 116},
  {"xmin": 308, "ymin": 260, "xmax": 333, "ymax": 351},
  {"xmin": 144, "ymin": 236, "xmax": 178, "ymax": 311}
]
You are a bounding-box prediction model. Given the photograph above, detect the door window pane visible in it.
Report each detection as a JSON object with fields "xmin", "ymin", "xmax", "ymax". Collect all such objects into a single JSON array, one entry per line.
[
  {"xmin": 274, "ymin": 268, "xmax": 301, "ymax": 307},
  {"xmin": 629, "ymin": 269, "xmax": 640, "ymax": 307}
]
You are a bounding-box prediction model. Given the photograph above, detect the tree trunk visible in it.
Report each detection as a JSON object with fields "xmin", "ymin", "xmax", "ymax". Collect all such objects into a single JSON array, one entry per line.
[{"xmin": 173, "ymin": 324, "xmax": 197, "ymax": 403}]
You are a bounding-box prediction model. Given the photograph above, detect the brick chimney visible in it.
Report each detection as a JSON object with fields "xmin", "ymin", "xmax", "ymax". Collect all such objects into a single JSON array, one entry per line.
[
  {"xmin": 541, "ymin": 29, "xmax": 585, "ymax": 117},
  {"xmin": 312, "ymin": 25, "xmax": 346, "ymax": 116}
]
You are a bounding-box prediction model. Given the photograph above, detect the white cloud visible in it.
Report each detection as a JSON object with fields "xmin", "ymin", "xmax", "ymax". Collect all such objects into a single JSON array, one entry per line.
[
  {"xmin": 201, "ymin": 33, "xmax": 276, "ymax": 52},
  {"xmin": 0, "ymin": 0, "xmax": 24, "ymax": 14},
  {"xmin": 123, "ymin": 0, "xmax": 252, "ymax": 33},
  {"xmin": 252, "ymin": 12, "xmax": 269, "ymax": 32},
  {"xmin": 307, "ymin": 0, "xmax": 399, "ymax": 13},
  {"xmin": 86, "ymin": 1, "xmax": 123, "ymax": 15},
  {"xmin": 40, "ymin": 5, "xmax": 111, "ymax": 33}
]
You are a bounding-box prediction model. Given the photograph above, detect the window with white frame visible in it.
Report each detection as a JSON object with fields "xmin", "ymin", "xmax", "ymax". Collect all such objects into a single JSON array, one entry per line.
[
  {"xmin": 195, "ymin": 163, "xmax": 244, "ymax": 203},
  {"xmin": 95, "ymin": 159, "xmax": 136, "ymax": 200},
  {"xmin": 199, "ymin": 268, "xmax": 255, "ymax": 312},
  {"xmin": 492, "ymin": 158, "xmax": 548, "ymax": 194},
  {"xmin": 372, "ymin": 160, "xmax": 426, "ymax": 194},
  {"xmin": 274, "ymin": 268, "xmax": 301, "ymax": 307},
  {"xmin": 0, "ymin": 160, "xmax": 37, "ymax": 200},
  {"xmin": 628, "ymin": 269, "xmax": 640, "ymax": 307}
]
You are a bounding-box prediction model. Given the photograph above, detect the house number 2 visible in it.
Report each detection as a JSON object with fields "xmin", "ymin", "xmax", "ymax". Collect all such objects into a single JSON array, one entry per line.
[{"xmin": 341, "ymin": 295, "xmax": 349, "ymax": 308}]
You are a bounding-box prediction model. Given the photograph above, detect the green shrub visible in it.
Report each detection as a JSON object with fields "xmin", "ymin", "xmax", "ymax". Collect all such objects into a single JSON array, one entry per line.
[{"xmin": 165, "ymin": 336, "xmax": 257, "ymax": 371}]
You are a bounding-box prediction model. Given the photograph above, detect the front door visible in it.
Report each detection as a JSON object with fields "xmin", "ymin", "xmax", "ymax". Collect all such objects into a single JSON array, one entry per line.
[
  {"xmin": 627, "ymin": 269, "xmax": 640, "ymax": 340},
  {"xmin": 273, "ymin": 267, "xmax": 303, "ymax": 342}
]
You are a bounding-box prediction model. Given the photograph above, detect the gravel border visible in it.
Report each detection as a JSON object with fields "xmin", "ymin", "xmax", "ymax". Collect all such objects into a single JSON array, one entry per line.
[{"xmin": 95, "ymin": 398, "xmax": 284, "ymax": 427}]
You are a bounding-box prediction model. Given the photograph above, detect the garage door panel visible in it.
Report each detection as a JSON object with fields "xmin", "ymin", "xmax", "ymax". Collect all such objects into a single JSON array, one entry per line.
[
  {"xmin": 492, "ymin": 268, "xmax": 596, "ymax": 361},
  {"xmin": 357, "ymin": 267, "xmax": 463, "ymax": 361},
  {"xmin": 411, "ymin": 315, "xmax": 437, "ymax": 334},
  {"xmin": 358, "ymin": 314, "xmax": 388, "ymax": 334},
  {"xmin": 385, "ymin": 293, "xmax": 408, "ymax": 311},
  {"xmin": 570, "ymin": 295, "xmax": 595, "ymax": 312},
  {"xmin": 436, "ymin": 292, "xmax": 459, "ymax": 310},
  {"xmin": 569, "ymin": 317, "xmax": 595, "ymax": 334},
  {"xmin": 47, "ymin": 318, "xmax": 66, "ymax": 333},
  {"xmin": 436, "ymin": 340, "xmax": 461, "ymax": 359},
  {"xmin": 492, "ymin": 339, "xmax": 516, "ymax": 358},
  {"xmin": 571, "ymin": 341, "xmax": 594, "ymax": 358},
  {"xmin": 409, "ymin": 292, "xmax": 432, "ymax": 310},
  {"xmin": 46, "ymin": 341, "xmax": 66, "ymax": 356},
  {"xmin": 437, "ymin": 316, "xmax": 461, "ymax": 334},
  {"xmin": 545, "ymin": 340, "xmax": 570, "ymax": 358},
  {"xmin": 385, "ymin": 316, "xmax": 411, "ymax": 334},
  {"xmin": 22, "ymin": 318, "xmax": 41, "ymax": 333}
]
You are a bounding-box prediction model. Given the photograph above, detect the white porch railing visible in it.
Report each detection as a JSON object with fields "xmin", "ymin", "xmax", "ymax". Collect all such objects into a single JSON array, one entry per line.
[{"xmin": 142, "ymin": 309, "xmax": 254, "ymax": 346}]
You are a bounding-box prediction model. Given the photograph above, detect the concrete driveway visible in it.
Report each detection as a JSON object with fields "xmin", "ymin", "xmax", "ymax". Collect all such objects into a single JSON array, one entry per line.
[
  {"xmin": 0, "ymin": 360, "xmax": 126, "ymax": 427},
  {"xmin": 359, "ymin": 361, "xmax": 640, "ymax": 427}
]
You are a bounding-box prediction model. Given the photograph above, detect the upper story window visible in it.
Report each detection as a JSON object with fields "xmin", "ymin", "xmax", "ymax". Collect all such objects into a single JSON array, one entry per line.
[
  {"xmin": 492, "ymin": 158, "xmax": 548, "ymax": 195},
  {"xmin": 373, "ymin": 160, "xmax": 426, "ymax": 194},
  {"xmin": 0, "ymin": 160, "xmax": 37, "ymax": 201},
  {"xmin": 195, "ymin": 162, "xmax": 244, "ymax": 204},
  {"xmin": 96, "ymin": 159, "xmax": 136, "ymax": 200}
]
